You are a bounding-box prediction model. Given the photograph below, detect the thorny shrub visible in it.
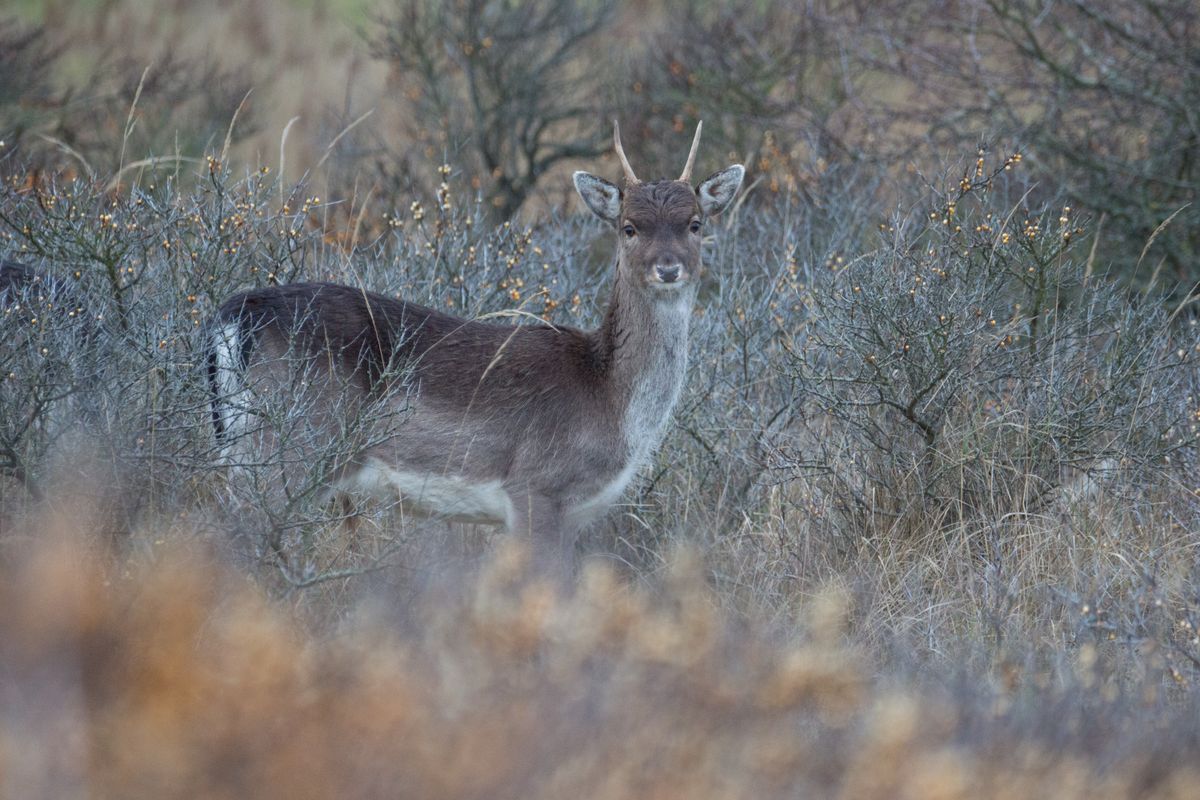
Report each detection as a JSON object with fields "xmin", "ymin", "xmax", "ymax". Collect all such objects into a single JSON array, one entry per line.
[
  {"xmin": 774, "ymin": 151, "xmax": 1198, "ymax": 543},
  {"xmin": 0, "ymin": 261, "xmax": 97, "ymax": 502},
  {"xmin": 0, "ymin": 149, "xmax": 1198, "ymax": 698}
]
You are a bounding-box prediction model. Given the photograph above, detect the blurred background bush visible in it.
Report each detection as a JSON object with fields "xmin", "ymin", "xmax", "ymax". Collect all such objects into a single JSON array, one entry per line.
[{"xmin": 3, "ymin": 0, "xmax": 1195, "ymax": 290}]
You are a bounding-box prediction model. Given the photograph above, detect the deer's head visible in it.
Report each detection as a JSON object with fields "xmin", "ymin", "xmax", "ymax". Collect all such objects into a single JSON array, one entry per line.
[{"xmin": 573, "ymin": 121, "xmax": 744, "ymax": 298}]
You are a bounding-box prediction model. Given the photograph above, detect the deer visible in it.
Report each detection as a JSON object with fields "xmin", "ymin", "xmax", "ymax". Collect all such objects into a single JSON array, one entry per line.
[{"xmin": 206, "ymin": 121, "xmax": 744, "ymax": 566}]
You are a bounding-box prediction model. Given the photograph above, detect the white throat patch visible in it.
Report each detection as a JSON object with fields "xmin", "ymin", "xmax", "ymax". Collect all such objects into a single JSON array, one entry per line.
[{"xmin": 623, "ymin": 297, "xmax": 691, "ymax": 468}]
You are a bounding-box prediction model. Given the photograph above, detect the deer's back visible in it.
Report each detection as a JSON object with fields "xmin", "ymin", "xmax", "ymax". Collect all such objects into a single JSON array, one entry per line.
[{"xmin": 213, "ymin": 282, "xmax": 610, "ymax": 408}]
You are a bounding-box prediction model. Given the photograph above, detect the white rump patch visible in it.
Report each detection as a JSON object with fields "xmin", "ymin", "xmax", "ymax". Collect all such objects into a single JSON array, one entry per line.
[{"xmin": 210, "ymin": 322, "xmax": 252, "ymax": 459}]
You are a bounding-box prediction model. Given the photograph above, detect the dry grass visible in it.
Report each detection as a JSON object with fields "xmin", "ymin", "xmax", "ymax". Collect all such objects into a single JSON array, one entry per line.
[
  {"xmin": 11, "ymin": 0, "xmax": 387, "ymax": 183},
  {"xmin": 3, "ymin": 503, "xmax": 1200, "ymax": 799}
]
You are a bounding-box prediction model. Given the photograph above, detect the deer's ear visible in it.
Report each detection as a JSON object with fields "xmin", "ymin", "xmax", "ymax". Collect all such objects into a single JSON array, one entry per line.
[
  {"xmin": 573, "ymin": 171, "xmax": 621, "ymax": 223},
  {"xmin": 696, "ymin": 165, "xmax": 745, "ymax": 217}
]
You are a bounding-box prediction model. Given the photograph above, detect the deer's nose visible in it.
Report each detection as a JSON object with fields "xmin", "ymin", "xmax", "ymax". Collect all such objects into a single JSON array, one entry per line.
[{"xmin": 656, "ymin": 264, "xmax": 682, "ymax": 283}]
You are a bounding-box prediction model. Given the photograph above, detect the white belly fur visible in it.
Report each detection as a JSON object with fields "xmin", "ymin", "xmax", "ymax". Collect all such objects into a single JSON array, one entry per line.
[
  {"xmin": 344, "ymin": 458, "xmax": 512, "ymax": 523},
  {"xmin": 343, "ymin": 455, "xmax": 643, "ymax": 531}
]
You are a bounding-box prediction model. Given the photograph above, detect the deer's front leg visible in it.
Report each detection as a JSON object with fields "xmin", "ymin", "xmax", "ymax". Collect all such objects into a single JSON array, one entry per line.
[{"xmin": 506, "ymin": 490, "xmax": 577, "ymax": 571}]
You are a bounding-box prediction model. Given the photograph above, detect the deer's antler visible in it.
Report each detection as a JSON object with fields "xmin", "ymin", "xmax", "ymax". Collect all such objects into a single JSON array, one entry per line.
[
  {"xmin": 613, "ymin": 120, "xmax": 639, "ymax": 186},
  {"xmin": 679, "ymin": 120, "xmax": 703, "ymax": 183}
]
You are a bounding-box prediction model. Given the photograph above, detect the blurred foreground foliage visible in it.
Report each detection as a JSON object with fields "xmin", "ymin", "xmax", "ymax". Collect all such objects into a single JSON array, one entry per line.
[{"xmin": 3, "ymin": 527, "xmax": 1200, "ymax": 798}]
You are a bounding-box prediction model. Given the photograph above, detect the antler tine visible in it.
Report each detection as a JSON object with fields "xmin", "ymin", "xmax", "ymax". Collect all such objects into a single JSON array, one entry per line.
[
  {"xmin": 613, "ymin": 119, "xmax": 640, "ymax": 186},
  {"xmin": 678, "ymin": 120, "xmax": 703, "ymax": 183}
]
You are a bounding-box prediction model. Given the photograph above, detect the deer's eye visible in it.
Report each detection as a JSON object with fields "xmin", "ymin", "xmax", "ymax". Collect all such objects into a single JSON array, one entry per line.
[
  {"xmin": 689, "ymin": 220, "xmax": 702, "ymax": 234},
  {"xmin": 622, "ymin": 224, "xmax": 636, "ymax": 238}
]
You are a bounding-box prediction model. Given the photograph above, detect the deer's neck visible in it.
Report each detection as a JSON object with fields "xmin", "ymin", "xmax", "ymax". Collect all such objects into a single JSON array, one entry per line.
[{"xmin": 598, "ymin": 264, "xmax": 694, "ymax": 461}]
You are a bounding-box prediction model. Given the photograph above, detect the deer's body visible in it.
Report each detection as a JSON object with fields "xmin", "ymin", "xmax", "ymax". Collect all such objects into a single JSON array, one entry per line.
[{"xmin": 207, "ymin": 122, "xmax": 743, "ymax": 561}]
